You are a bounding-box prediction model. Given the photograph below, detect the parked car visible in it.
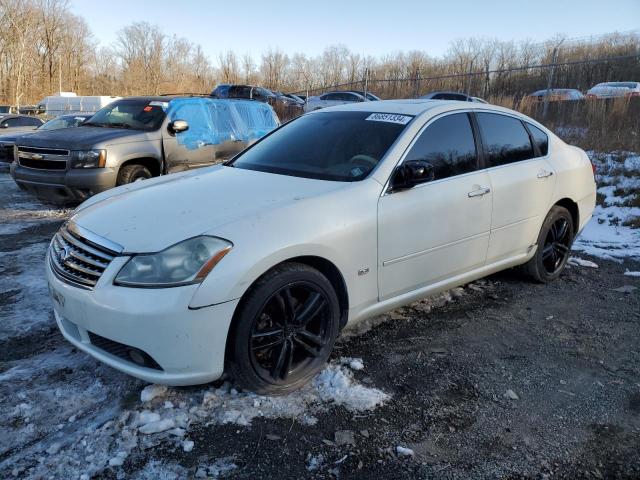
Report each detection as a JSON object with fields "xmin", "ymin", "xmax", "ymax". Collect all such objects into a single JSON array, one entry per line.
[
  {"xmin": 0, "ymin": 105, "xmax": 17, "ymax": 114},
  {"xmin": 0, "ymin": 114, "xmax": 91, "ymax": 166},
  {"xmin": 282, "ymin": 93, "xmax": 305, "ymax": 104},
  {"xmin": 212, "ymin": 85, "xmax": 303, "ymax": 120},
  {"xmin": 586, "ymin": 81, "xmax": 640, "ymax": 99},
  {"xmin": 0, "ymin": 114, "xmax": 44, "ymax": 134},
  {"xmin": 46, "ymin": 100, "xmax": 596, "ymax": 394},
  {"xmin": 11, "ymin": 96, "xmax": 279, "ymax": 203},
  {"xmin": 420, "ymin": 91, "xmax": 486, "ymax": 102},
  {"xmin": 296, "ymin": 94, "xmax": 307, "ymax": 102},
  {"xmin": 348, "ymin": 90, "xmax": 381, "ymax": 101},
  {"xmin": 527, "ymin": 89, "xmax": 585, "ymax": 102},
  {"xmin": 304, "ymin": 91, "xmax": 366, "ymax": 112}
]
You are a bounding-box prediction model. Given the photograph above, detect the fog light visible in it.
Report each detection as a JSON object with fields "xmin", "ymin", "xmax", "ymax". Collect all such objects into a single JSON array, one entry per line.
[{"xmin": 128, "ymin": 348, "xmax": 146, "ymax": 366}]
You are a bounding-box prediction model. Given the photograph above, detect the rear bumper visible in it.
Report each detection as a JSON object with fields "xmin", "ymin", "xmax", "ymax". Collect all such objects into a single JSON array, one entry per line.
[{"xmin": 10, "ymin": 163, "xmax": 117, "ymax": 203}]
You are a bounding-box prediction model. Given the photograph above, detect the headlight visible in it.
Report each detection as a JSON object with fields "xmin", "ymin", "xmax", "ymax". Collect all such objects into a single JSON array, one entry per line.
[
  {"xmin": 71, "ymin": 149, "xmax": 106, "ymax": 168},
  {"xmin": 114, "ymin": 236, "xmax": 233, "ymax": 288}
]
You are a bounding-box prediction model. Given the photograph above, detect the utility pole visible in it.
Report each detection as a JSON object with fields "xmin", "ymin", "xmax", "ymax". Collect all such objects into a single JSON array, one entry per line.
[
  {"xmin": 543, "ymin": 38, "xmax": 564, "ymax": 119},
  {"xmin": 58, "ymin": 55, "xmax": 62, "ymax": 93},
  {"xmin": 414, "ymin": 68, "xmax": 421, "ymax": 98},
  {"xmin": 363, "ymin": 67, "xmax": 369, "ymax": 99}
]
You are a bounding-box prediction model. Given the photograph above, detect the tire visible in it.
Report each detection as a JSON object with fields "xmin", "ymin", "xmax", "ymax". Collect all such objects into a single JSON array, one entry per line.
[
  {"xmin": 524, "ymin": 205, "xmax": 574, "ymax": 283},
  {"xmin": 227, "ymin": 262, "xmax": 340, "ymax": 395},
  {"xmin": 116, "ymin": 164, "xmax": 152, "ymax": 186}
]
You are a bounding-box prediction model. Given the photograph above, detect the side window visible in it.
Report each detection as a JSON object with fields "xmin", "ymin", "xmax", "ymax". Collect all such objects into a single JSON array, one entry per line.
[
  {"xmin": 526, "ymin": 123, "xmax": 549, "ymax": 156},
  {"xmin": 404, "ymin": 113, "xmax": 478, "ymax": 181},
  {"xmin": 476, "ymin": 113, "xmax": 535, "ymax": 167},
  {"xmin": 5, "ymin": 117, "xmax": 20, "ymax": 126},
  {"xmin": 24, "ymin": 117, "xmax": 42, "ymax": 126}
]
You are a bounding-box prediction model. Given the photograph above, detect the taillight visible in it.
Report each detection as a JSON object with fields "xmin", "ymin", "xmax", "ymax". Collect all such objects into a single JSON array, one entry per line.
[
  {"xmin": 591, "ymin": 161, "xmax": 597, "ymax": 176},
  {"xmin": 586, "ymin": 93, "xmax": 597, "ymax": 99}
]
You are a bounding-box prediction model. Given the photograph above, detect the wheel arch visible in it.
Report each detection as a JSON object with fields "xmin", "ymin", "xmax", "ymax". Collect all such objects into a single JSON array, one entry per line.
[
  {"xmin": 553, "ymin": 197, "xmax": 579, "ymax": 233},
  {"xmin": 119, "ymin": 157, "xmax": 162, "ymax": 177}
]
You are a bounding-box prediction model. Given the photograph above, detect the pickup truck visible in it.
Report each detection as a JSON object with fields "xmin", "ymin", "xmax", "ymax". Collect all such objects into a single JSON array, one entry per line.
[{"xmin": 10, "ymin": 96, "xmax": 279, "ymax": 204}]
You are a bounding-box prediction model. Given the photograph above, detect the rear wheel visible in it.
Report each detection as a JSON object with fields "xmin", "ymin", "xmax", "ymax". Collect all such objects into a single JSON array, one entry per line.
[
  {"xmin": 227, "ymin": 263, "xmax": 340, "ymax": 395},
  {"xmin": 525, "ymin": 205, "xmax": 574, "ymax": 282},
  {"xmin": 116, "ymin": 164, "xmax": 152, "ymax": 185}
]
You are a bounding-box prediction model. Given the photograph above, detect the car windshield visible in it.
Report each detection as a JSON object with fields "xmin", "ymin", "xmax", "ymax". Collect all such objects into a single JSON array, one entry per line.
[
  {"xmin": 230, "ymin": 111, "xmax": 412, "ymax": 181},
  {"xmin": 83, "ymin": 99, "xmax": 166, "ymax": 131},
  {"xmin": 39, "ymin": 115, "xmax": 88, "ymax": 130}
]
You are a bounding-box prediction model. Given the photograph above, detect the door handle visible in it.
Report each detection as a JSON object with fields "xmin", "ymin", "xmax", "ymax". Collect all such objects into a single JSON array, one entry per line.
[
  {"xmin": 468, "ymin": 186, "xmax": 491, "ymax": 198},
  {"xmin": 537, "ymin": 170, "xmax": 554, "ymax": 178}
]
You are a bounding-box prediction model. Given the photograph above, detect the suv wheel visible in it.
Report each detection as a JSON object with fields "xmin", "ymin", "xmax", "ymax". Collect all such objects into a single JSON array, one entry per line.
[
  {"xmin": 525, "ymin": 205, "xmax": 574, "ymax": 283},
  {"xmin": 227, "ymin": 263, "xmax": 340, "ymax": 395},
  {"xmin": 117, "ymin": 164, "xmax": 152, "ymax": 185}
]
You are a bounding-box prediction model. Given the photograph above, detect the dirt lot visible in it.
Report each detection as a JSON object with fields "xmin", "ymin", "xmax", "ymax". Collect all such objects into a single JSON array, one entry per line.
[{"xmin": 1, "ymin": 170, "xmax": 639, "ymax": 479}]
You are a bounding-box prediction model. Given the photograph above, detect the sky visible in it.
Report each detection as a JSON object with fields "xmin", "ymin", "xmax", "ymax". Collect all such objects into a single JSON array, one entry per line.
[{"xmin": 70, "ymin": 0, "xmax": 639, "ymax": 61}]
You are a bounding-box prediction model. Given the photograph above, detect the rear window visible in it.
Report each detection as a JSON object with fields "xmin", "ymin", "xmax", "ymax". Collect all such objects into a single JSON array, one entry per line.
[
  {"xmin": 476, "ymin": 113, "xmax": 535, "ymax": 167},
  {"xmin": 526, "ymin": 123, "xmax": 549, "ymax": 156},
  {"xmin": 230, "ymin": 111, "xmax": 412, "ymax": 181}
]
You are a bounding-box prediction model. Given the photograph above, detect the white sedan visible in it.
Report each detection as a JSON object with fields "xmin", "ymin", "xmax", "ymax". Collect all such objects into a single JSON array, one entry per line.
[
  {"xmin": 46, "ymin": 100, "xmax": 596, "ymax": 394},
  {"xmin": 586, "ymin": 81, "xmax": 640, "ymax": 99},
  {"xmin": 304, "ymin": 91, "xmax": 366, "ymax": 112}
]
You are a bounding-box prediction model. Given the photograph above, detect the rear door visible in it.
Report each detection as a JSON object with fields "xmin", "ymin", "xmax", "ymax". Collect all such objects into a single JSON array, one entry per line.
[
  {"xmin": 377, "ymin": 112, "xmax": 492, "ymax": 300},
  {"xmin": 475, "ymin": 112, "xmax": 556, "ymax": 263}
]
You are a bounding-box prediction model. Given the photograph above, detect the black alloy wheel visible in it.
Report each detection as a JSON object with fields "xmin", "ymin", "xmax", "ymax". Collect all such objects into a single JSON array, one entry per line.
[
  {"xmin": 227, "ymin": 263, "xmax": 340, "ymax": 394},
  {"xmin": 541, "ymin": 217, "xmax": 572, "ymax": 274},
  {"xmin": 249, "ymin": 283, "xmax": 332, "ymax": 384}
]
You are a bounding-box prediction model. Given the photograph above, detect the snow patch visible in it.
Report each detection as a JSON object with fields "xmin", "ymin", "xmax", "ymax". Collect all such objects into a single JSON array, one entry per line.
[
  {"xmin": 568, "ymin": 256, "xmax": 599, "ymax": 268},
  {"xmin": 624, "ymin": 270, "xmax": 640, "ymax": 277},
  {"xmin": 140, "ymin": 384, "xmax": 168, "ymax": 403}
]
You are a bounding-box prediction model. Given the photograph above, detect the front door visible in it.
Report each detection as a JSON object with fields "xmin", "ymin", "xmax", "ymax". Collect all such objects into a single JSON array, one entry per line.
[
  {"xmin": 377, "ymin": 112, "xmax": 492, "ymax": 300},
  {"xmin": 162, "ymin": 99, "xmax": 218, "ymax": 173}
]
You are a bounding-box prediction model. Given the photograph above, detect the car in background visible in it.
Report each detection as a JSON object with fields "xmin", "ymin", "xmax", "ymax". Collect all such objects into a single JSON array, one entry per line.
[
  {"xmin": 212, "ymin": 85, "xmax": 302, "ymax": 121},
  {"xmin": 0, "ymin": 114, "xmax": 44, "ymax": 134},
  {"xmin": 527, "ymin": 89, "xmax": 585, "ymax": 102},
  {"xmin": 45, "ymin": 100, "xmax": 595, "ymax": 393},
  {"xmin": 11, "ymin": 96, "xmax": 279, "ymax": 204},
  {"xmin": 304, "ymin": 91, "xmax": 366, "ymax": 112},
  {"xmin": 282, "ymin": 93, "xmax": 305, "ymax": 104},
  {"xmin": 586, "ymin": 82, "xmax": 640, "ymax": 99},
  {"xmin": 348, "ymin": 90, "xmax": 381, "ymax": 101},
  {"xmin": 295, "ymin": 94, "xmax": 307, "ymax": 102},
  {"xmin": 420, "ymin": 91, "xmax": 487, "ymax": 102},
  {"xmin": 0, "ymin": 114, "xmax": 91, "ymax": 166}
]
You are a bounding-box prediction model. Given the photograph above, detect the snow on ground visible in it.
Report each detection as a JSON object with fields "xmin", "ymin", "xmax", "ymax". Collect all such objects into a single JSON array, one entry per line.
[
  {"xmin": 568, "ymin": 256, "xmax": 599, "ymax": 268},
  {"xmin": 573, "ymin": 152, "xmax": 640, "ymax": 261}
]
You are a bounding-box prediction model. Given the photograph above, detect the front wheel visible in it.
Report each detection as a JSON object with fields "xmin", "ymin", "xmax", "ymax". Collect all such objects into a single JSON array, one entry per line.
[
  {"xmin": 525, "ymin": 205, "xmax": 574, "ymax": 282},
  {"xmin": 227, "ymin": 263, "xmax": 340, "ymax": 395},
  {"xmin": 116, "ymin": 164, "xmax": 152, "ymax": 185}
]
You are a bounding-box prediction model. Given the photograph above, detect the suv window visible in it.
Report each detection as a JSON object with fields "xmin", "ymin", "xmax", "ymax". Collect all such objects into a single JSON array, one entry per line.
[
  {"xmin": 3, "ymin": 117, "xmax": 19, "ymax": 127},
  {"xmin": 476, "ymin": 113, "xmax": 535, "ymax": 167},
  {"xmin": 321, "ymin": 93, "xmax": 340, "ymax": 101},
  {"xmin": 526, "ymin": 123, "xmax": 549, "ymax": 156},
  {"xmin": 404, "ymin": 113, "xmax": 477, "ymax": 181}
]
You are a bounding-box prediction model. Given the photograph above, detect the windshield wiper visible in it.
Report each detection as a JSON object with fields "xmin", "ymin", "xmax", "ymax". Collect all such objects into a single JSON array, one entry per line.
[{"xmin": 108, "ymin": 122, "xmax": 134, "ymax": 129}]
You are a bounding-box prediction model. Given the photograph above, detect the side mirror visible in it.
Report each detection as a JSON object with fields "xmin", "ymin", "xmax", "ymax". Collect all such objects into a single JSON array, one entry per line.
[
  {"xmin": 390, "ymin": 160, "xmax": 435, "ymax": 191},
  {"xmin": 0, "ymin": 123, "xmax": 8, "ymax": 129},
  {"xmin": 169, "ymin": 120, "xmax": 189, "ymax": 134}
]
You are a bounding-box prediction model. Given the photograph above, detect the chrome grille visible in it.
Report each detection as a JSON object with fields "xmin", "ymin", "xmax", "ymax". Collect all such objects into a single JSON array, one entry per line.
[
  {"xmin": 17, "ymin": 145, "xmax": 69, "ymax": 170},
  {"xmin": 49, "ymin": 225, "xmax": 117, "ymax": 289}
]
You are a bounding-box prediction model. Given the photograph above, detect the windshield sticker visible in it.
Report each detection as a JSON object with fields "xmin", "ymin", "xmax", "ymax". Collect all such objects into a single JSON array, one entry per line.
[
  {"xmin": 149, "ymin": 101, "xmax": 169, "ymax": 110},
  {"xmin": 365, "ymin": 113, "xmax": 412, "ymax": 125}
]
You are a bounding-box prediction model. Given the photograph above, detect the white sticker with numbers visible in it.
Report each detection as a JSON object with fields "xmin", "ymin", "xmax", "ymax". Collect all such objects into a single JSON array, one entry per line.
[{"xmin": 365, "ymin": 113, "xmax": 412, "ymax": 125}]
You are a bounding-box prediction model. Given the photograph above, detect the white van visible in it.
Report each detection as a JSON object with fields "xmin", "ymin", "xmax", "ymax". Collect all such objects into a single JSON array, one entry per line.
[{"xmin": 37, "ymin": 94, "xmax": 121, "ymax": 116}]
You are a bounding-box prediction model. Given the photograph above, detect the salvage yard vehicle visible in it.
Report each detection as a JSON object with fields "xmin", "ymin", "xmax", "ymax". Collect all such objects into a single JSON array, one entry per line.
[
  {"xmin": 0, "ymin": 114, "xmax": 43, "ymax": 133},
  {"xmin": 46, "ymin": 100, "xmax": 596, "ymax": 394},
  {"xmin": 586, "ymin": 81, "xmax": 640, "ymax": 99},
  {"xmin": 11, "ymin": 96, "xmax": 279, "ymax": 203},
  {"xmin": 420, "ymin": 91, "xmax": 487, "ymax": 102},
  {"xmin": 304, "ymin": 91, "xmax": 366, "ymax": 112},
  {"xmin": 0, "ymin": 114, "xmax": 91, "ymax": 166},
  {"xmin": 526, "ymin": 89, "xmax": 585, "ymax": 102}
]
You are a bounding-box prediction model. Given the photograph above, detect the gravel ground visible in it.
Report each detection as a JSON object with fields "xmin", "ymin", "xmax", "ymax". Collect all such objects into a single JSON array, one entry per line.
[{"xmin": 0, "ymin": 170, "xmax": 639, "ymax": 479}]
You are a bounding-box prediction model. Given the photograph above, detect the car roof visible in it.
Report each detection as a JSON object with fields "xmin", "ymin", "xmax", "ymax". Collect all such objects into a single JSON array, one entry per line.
[{"xmin": 311, "ymin": 99, "xmax": 516, "ymax": 116}]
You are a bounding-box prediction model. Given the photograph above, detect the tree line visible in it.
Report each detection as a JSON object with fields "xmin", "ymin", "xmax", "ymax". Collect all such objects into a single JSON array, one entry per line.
[{"xmin": 1, "ymin": 0, "xmax": 639, "ymax": 107}]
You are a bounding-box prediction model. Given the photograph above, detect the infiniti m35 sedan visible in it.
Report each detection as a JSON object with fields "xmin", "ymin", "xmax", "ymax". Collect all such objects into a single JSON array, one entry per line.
[{"xmin": 47, "ymin": 100, "xmax": 596, "ymax": 394}]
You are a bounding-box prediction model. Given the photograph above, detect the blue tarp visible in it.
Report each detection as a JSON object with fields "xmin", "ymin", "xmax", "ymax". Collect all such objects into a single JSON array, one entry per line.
[{"xmin": 167, "ymin": 98, "xmax": 279, "ymax": 150}]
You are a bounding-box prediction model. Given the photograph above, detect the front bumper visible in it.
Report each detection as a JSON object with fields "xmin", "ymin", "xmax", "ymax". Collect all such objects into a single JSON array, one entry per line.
[
  {"xmin": 10, "ymin": 163, "xmax": 117, "ymax": 203},
  {"xmin": 46, "ymin": 252, "xmax": 239, "ymax": 386}
]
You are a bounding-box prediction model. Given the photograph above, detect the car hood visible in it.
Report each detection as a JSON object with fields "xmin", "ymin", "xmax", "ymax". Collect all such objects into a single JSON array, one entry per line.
[
  {"xmin": 15, "ymin": 126, "xmax": 147, "ymax": 150},
  {"xmin": 0, "ymin": 130, "xmax": 37, "ymax": 143},
  {"xmin": 70, "ymin": 165, "xmax": 347, "ymax": 252}
]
